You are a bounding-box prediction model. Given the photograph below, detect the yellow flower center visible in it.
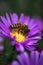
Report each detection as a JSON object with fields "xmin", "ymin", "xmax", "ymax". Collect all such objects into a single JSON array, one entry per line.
[
  {"xmin": 10, "ymin": 22, "xmax": 30, "ymax": 43},
  {"xmin": 10, "ymin": 31, "xmax": 26, "ymax": 42}
]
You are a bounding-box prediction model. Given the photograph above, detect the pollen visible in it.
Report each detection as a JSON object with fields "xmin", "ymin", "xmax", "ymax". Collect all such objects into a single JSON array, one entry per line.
[
  {"xmin": 10, "ymin": 31, "xmax": 26, "ymax": 42},
  {"xmin": 10, "ymin": 22, "xmax": 30, "ymax": 42}
]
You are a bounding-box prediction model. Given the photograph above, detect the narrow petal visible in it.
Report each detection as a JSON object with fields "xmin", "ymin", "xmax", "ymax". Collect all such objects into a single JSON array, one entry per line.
[
  {"xmin": 16, "ymin": 44, "xmax": 24, "ymax": 52},
  {"xmin": 19, "ymin": 13, "xmax": 24, "ymax": 23},
  {"xmin": 25, "ymin": 45, "xmax": 35, "ymax": 51},
  {"xmin": 29, "ymin": 36, "xmax": 41, "ymax": 40},
  {"xmin": 25, "ymin": 39, "xmax": 38, "ymax": 50},
  {"xmin": 28, "ymin": 18, "xmax": 35, "ymax": 29},
  {"xmin": 0, "ymin": 29, "xmax": 9, "ymax": 37},
  {"xmin": 39, "ymin": 51, "xmax": 43, "ymax": 65},
  {"xmin": 11, "ymin": 61, "xmax": 20, "ymax": 65},
  {"xmin": 0, "ymin": 16, "xmax": 10, "ymax": 27},
  {"xmin": 11, "ymin": 40, "xmax": 16, "ymax": 46},
  {"xmin": 0, "ymin": 22, "xmax": 10, "ymax": 34},
  {"xmin": 17, "ymin": 52, "xmax": 30, "ymax": 65},
  {"xmin": 29, "ymin": 29, "xmax": 40, "ymax": 36},
  {"xmin": 30, "ymin": 51, "xmax": 35, "ymax": 65},
  {"xmin": 20, "ymin": 14, "xmax": 30, "ymax": 26},
  {"xmin": 25, "ymin": 39, "xmax": 38, "ymax": 45},
  {"xmin": 35, "ymin": 18, "xmax": 43, "ymax": 31},
  {"xmin": 6, "ymin": 13, "xmax": 11, "ymax": 26},
  {"xmin": 10, "ymin": 13, "xmax": 18, "ymax": 24},
  {"xmin": 22, "ymin": 16, "xmax": 30, "ymax": 26},
  {"xmin": 29, "ymin": 24, "xmax": 38, "ymax": 30},
  {"xmin": 35, "ymin": 51, "xmax": 39, "ymax": 65},
  {"xmin": 0, "ymin": 33, "xmax": 5, "ymax": 37}
]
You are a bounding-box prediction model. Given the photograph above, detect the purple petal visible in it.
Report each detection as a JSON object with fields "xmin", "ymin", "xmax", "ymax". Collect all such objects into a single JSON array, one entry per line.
[
  {"xmin": 0, "ymin": 16, "xmax": 10, "ymax": 27},
  {"xmin": 0, "ymin": 29, "xmax": 9, "ymax": 37},
  {"xmin": 17, "ymin": 52, "xmax": 30, "ymax": 65},
  {"xmin": 0, "ymin": 45, "xmax": 4, "ymax": 51},
  {"xmin": 16, "ymin": 44, "xmax": 24, "ymax": 52},
  {"xmin": 25, "ymin": 39, "xmax": 38, "ymax": 45},
  {"xmin": 11, "ymin": 40, "xmax": 16, "ymax": 46},
  {"xmin": 0, "ymin": 33, "xmax": 4, "ymax": 37},
  {"xmin": 0, "ymin": 22, "xmax": 10, "ymax": 34},
  {"xmin": 39, "ymin": 51, "xmax": 43, "ymax": 65},
  {"xmin": 29, "ymin": 28, "xmax": 41, "ymax": 36},
  {"xmin": 25, "ymin": 45, "xmax": 35, "ymax": 51},
  {"xmin": 29, "ymin": 36, "xmax": 41, "ymax": 40},
  {"xmin": 19, "ymin": 13, "xmax": 24, "ymax": 23},
  {"xmin": 24, "ymin": 40, "xmax": 38, "ymax": 51},
  {"xmin": 35, "ymin": 18, "xmax": 43, "ymax": 31},
  {"xmin": 6, "ymin": 13, "xmax": 11, "ymax": 26},
  {"xmin": 42, "ymin": 21, "xmax": 43, "ymax": 31},
  {"xmin": 20, "ymin": 14, "xmax": 30, "ymax": 26},
  {"xmin": 10, "ymin": 13, "xmax": 18, "ymax": 24},
  {"xmin": 22, "ymin": 16, "xmax": 30, "ymax": 26},
  {"xmin": 30, "ymin": 51, "xmax": 35, "ymax": 65},
  {"xmin": 29, "ymin": 24, "xmax": 38, "ymax": 30},
  {"xmin": 35, "ymin": 51, "xmax": 39, "ymax": 65},
  {"xmin": 11, "ymin": 61, "xmax": 19, "ymax": 65},
  {"xmin": 28, "ymin": 18, "xmax": 35, "ymax": 29}
]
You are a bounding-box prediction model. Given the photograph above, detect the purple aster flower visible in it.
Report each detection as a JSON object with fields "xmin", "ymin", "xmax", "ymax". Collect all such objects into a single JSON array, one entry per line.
[
  {"xmin": 7, "ymin": 51, "xmax": 43, "ymax": 65},
  {"xmin": 0, "ymin": 13, "xmax": 42, "ymax": 52}
]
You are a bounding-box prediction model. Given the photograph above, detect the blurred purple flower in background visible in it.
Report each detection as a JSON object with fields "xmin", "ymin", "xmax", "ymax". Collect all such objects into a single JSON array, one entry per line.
[
  {"xmin": 7, "ymin": 51, "xmax": 43, "ymax": 65},
  {"xmin": 0, "ymin": 36, "xmax": 3, "ymax": 42},
  {"xmin": 34, "ymin": 17, "xmax": 43, "ymax": 36},
  {"xmin": 0, "ymin": 36, "xmax": 4, "ymax": 51},
  {"xmin": 0, "ymin": 13, "xmax": 42, "ymax": 52},
  {"xmin": 34, "ymin": 18, "xmax": 43, "ymax": 31}
]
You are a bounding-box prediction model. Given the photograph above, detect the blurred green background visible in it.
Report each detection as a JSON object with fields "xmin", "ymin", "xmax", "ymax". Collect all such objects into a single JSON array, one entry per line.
[
  {"xmin": 0, "ymin": 0, "xmax": 43, "ymax": 65},
  {"xmin": 0, "ymin": 0, "xmax": 43, "ymax": 18}
]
